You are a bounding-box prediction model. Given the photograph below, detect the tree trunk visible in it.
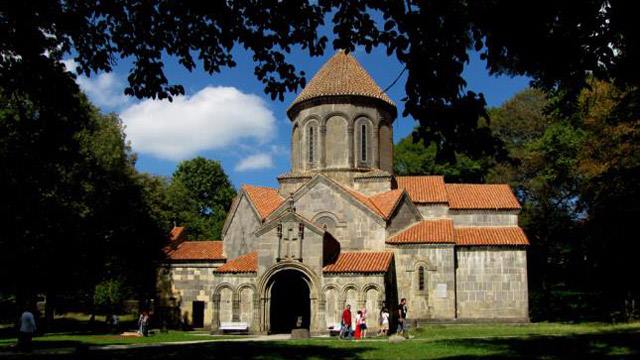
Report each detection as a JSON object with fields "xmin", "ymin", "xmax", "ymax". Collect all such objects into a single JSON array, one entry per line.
[{"xmin": 44, "ymin": 289, "xmax": 56, "ymax": 334}]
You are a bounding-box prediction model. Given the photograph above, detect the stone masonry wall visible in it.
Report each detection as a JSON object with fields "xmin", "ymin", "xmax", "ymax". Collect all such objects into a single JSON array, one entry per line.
[
  {"xmin": 158, "ymin": 263, "xmax": 221, "ymax": 329},
  {"xmin": 456, "ymin": 247, "xmax": 528, "ymax": 320},
  {"xmin": 278, "ymin": 176, "xmax": 311, "ymax": 197},
  {"xmin": 209, "ymin": 274, "xmax": 258, "ymax": 332},
  {"xmin": 449, "ymin": 210, "xmax": 518, "ymax": 226},
  {"xmin": 386, "ymin": 197, "xmax": 420, "ymax": 237},
  {"xmin": 294, "ymin": 181, "xmax": 387, "ymax": 250},
  {"xmin": 223, "ymin": 194, "xmax": 261, "ymax": 259},
  {"xmin": 389, "ymin": 245, "xmax": 456, "ymax": 320},
  {"xmin": 291, "ymin": 102, "xmax": 394, "ymax": 185},
  {"xmin": 353, "ymin": 177, "xmax": 392, "ymax": 195},
  {"xmin": 321, "ymin": 274, "xmax": 387, "ymax": 332},
  {"xmin": 256, "ymin": 218, "xmax": 325, "ymax": 277},
  {"xmin": 417, "ymin": 204, "xmax": 449, "ymax": 219}
]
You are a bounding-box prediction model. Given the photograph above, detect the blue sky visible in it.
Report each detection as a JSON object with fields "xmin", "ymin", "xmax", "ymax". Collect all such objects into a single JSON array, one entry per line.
[{"xmin": 64, "ymin": 41, "xmax": 529, "ymax": 189}]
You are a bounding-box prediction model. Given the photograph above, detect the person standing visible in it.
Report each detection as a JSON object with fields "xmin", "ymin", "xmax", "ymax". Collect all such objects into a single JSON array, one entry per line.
[
  {"xmin": 380, "ymin": 307, "xmax": 390, "ymax": 336},
  {"xmin": 111, "ymin": 314, "xmax": 119, "ymax": 334},
  {"xmin": 17, "ymin": 307, "xmax": 37, "ymax": 352},
  {"xmin": 339, "ymin": 305, "xmax": 352, "ymax": 339},
  {"xmin": 141, "ymin": 312, "xmax": 150, "ymax": 336},
  {"xmin": 138, "ymin": 312, "xmax": 145, "ymax": 336},
  {"xmin": 360, "ymin": 308, "xmax": 367, "ymax": 338},
  {"xmin": 354, "ymin": 310, "xmax": 362, "ymax": 340},
  {"xmin": 397, "ymin": 298, "xmax": 408, "ymax": 337}
]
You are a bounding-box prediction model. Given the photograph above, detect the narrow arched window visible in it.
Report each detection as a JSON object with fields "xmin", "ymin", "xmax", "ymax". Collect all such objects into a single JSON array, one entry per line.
[
  {"xmin": 360, "ymin": 124, "xmax": 367, "ymax": 162},
  {"xmin": 418, "ymin": 266, "xmax": 425, "ymax": 291},
  {"xmin": 308, "ymin": 126, "xmax": 315, "ymax": 163}
]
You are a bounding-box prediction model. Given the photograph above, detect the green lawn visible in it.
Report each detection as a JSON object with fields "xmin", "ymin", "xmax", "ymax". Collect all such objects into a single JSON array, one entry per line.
[
  {"xmin": 1, "ymin": 322, "xmax": 639, "ymax": 359},
  {"xmin": 0, "ymin": 330, "xmax": 241, "ymax": 348}
]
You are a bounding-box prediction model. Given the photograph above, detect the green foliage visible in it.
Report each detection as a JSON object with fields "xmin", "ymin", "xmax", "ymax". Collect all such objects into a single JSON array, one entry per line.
[
  {"xmin": 489, "ymin": 83, "xmax": 640, "ymax": 321},
  {"xmin": 0, "ymin": 85, "xmax": 167, "ymax": 314},
  {"xmin": 395, "ymin": 83, "xmax": 640, "ymax": 321},
  {"xmin": 3, "ymin": 1, "xmax": 638, "ymax": 165},
  {"xmin": 93, "ymin": 279, "xmax": 129, "ymax": 313},
  {"xmin": 167, "ymin": 157, "xmax": 236, "ymax": 240},
  {"xmin": 394, "ymin": 136, "xmax": 494, "ymax": 182}
]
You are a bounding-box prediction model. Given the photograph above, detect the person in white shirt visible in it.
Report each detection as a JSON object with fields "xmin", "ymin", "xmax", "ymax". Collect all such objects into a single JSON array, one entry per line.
[
  {"xmin": 360, "ymin": 308, "xmax": 368, "ymax": 338},
  {"xmin": 18, "ymin": 308, "xmax": 36, "ymax": 352},
  {"xmin": 379, "ymin": 307, "xmax": 390, "ymax": 336}
]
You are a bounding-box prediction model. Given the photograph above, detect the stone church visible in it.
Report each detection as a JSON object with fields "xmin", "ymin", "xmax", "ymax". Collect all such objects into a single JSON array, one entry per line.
[{"xmin": 159, "ymin": 51, "xmax": 529, "ymax": 334}]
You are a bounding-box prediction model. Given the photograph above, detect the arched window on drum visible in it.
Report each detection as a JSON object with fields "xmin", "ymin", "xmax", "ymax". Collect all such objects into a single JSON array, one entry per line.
[
  {"xmin": 305, "ymin": 121, "xmax": 318, "ymax": 169},
  {"xmin": 356, "ymin": 118, "xmax": 372, "ymax": 167},
  {"xmin": 360, "ymin": 123, "xmax": 367, "ymax": 162}
]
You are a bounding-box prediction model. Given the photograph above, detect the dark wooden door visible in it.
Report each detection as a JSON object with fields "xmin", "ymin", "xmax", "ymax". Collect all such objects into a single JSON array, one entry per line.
[{"xmin": 192, "ymin": 301, "xmax": 204, "ymax": 328}]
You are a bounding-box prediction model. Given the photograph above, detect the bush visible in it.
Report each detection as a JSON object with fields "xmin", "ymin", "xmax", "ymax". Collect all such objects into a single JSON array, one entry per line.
[{"xmin": 93, "ymin": 279, "xmax": 130, "ymax": 314}]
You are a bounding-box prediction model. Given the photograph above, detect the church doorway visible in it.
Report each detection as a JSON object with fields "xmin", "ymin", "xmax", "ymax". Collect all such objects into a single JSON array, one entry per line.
[
  {"xmin": 191, "ymin": 301, "xmax": 204, "ymax": 328},
  {"xmin": 269, "ymin": 269, "xmax": 310, "ymax": 333}
]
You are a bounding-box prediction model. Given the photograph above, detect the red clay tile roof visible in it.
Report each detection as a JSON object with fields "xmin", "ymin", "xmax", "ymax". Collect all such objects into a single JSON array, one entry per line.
[
  {"xmin": 323, "ymin": 252, "xmax": 394, "ymax": 273},
  {"xmin": 167, "ymin": 241, "xmax": 225, "ymax": 261},
  {"xmin": 369, "ymin": 189, "xmax": 404, "ymax": 219},
  {"xmin": 455, "ymin": 227, "xmax": 529, "ymax": 246},
  {"xmin": 396, "ymin": 176, "xmax": 448, "ymax": 204},
  {"xmin": 169, "ymin": 226, "xmax": 185, "ymax": 242},
  {"xmin": 340, "ymin": 185, "xmax": 385, "ymax": 217},
  {"xmin": 334, "ymin": 181, "xmax": 405, "ymax": 219},
  {"xmin": 446, "ymin": 184, "xmax": 521, "ymax": 210},
  {"xmin": 216, "ymin": 252, "xmax": 257, "ymax": 273},
  {"xmin": 289, "ymin": 51, "xmax": 395, "ymax": 112},
  {"xmin": 387, "ymin": 220, "xmax": 455, "ymax": 244},
  {"xmin": 243, "ymin": 185, "xmax": 284, "ymax": 220}
]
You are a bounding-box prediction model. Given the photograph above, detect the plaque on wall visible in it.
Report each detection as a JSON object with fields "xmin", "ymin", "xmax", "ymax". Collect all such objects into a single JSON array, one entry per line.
[{"xmin": 436, "ymin": 283, "xmax": 447, "ymax": 298}]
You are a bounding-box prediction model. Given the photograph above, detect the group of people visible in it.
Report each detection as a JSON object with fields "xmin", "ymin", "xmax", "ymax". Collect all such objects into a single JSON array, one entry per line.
[{"xmin": 338, "ymin": 298, "xmax": 409, "ymax": 340}]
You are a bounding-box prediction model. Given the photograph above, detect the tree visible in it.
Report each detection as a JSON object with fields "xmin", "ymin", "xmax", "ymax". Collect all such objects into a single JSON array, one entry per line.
[
  {"xmin": 167, "ymin": 157, "xmax": 236, "ymax": 240},
  {"xmin": 484, "ymin": 84, "xmax": 640, "ymax": 320},
  {"xmin": 2, "ymin": 1, "xmax": 638, "ymax": 163},
  {"xmin": 94, "ymin": 279, "xmax": 130, "ymax": 314},
  {"xmin": 394, "ymin": 135, "xmax": 496, "ymax": 183},
  {"xmin": 575, "ymin": 81, "xmax": 640, "ymax": 319},
  {"xmin": 0, "ymin": 86, "xmax": 168, "ymax": 325}
]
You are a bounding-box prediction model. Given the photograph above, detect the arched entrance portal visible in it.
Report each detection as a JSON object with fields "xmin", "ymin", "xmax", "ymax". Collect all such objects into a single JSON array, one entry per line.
[{"xmin": 269, "ymin": 269, "xmax": 310, "ymax": 333}]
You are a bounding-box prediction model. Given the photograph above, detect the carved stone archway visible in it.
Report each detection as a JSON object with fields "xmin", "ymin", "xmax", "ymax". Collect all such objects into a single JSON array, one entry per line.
[{"xmin": 257, "ymin": 261, "xmax": 322, "ymax": 334}]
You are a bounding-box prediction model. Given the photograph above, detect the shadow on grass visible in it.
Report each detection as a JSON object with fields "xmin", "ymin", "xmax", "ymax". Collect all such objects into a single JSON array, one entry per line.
[
  {"xmin": 438, "ymin": 327, "xmax": 640, "ymax": 359},
  {"xmin": 1, "ymin": 327, "xmax": 639, "ymax": 359},
  {"xmin": 0, "ymin": 317, "xmax": 140, "ymax": 339},
  {"xmin": 1, "ymin": 341, "xmax": 374, "ymax": 360}
]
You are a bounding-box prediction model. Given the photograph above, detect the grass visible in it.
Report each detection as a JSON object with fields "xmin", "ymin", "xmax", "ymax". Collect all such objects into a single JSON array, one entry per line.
[
  {"xmin": 0, "ymin": 330, "xmax": 239, "ymax": 348},
  {"xmin": 1, "ymin": 321, "xmax": 639, "ymax": 359}
]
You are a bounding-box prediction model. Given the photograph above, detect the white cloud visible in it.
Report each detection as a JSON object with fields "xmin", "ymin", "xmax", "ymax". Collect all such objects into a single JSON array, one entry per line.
[
  {"xmin": 235, "ymin": 153, "xmax": 275, "ymax": 172},
  {"xmin": 61, "ymin": 58, "xmax": 130, "ymax": 110},
  {"xmin": 120, "ymin": 86, "xmax": 277, "ymax": 161}
]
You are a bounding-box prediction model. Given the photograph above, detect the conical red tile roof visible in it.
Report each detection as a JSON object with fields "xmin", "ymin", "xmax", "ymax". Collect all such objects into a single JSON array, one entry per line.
[{"xmin": 289, "ymin": 51, "xmax": 395, "ymax": 113}]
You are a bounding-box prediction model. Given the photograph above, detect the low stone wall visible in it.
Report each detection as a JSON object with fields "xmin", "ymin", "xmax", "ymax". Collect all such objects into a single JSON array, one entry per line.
[{"xmin": 455, "ymin": 247, "xmax": 528, "ymax": 320}]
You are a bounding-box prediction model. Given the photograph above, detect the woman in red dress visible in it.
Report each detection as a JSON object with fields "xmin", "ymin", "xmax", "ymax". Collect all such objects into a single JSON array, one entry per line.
[{"xmin": 354, "ymin": 310, "xmax": 362, "ymax": 340}]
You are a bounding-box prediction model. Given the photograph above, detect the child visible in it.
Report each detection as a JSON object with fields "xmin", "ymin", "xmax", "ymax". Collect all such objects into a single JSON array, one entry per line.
[
  {"xmin": 360, "ymin": 308, "xmax": 367, "ymax": 338},
  {"xmin": 380, "ymin": 307, "xmax": 390, "ymax": 336},
  {"xmin": 354, "ymin": 310, "xmax": 362, "ymax": 340}
]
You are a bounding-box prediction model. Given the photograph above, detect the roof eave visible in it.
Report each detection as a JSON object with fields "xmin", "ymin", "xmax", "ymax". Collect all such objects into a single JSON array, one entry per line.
[{"xmin": 287, "ymin": 95, "xmax": 397, "ymax": 120}]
